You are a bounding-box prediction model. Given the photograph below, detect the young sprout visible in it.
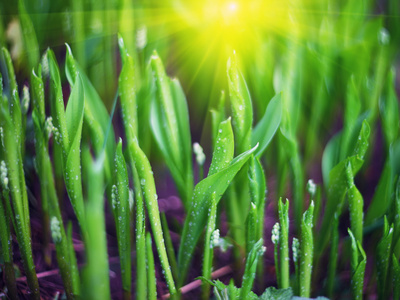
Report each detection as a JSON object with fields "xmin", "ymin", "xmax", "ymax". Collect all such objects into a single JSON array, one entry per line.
[
  {"xmin": 278, "ymin": 198, "xmax": 290, "ymax": 289},
  {"xmin": 299, "ymin": 201, "xmax": 314, "ymax": 297}
]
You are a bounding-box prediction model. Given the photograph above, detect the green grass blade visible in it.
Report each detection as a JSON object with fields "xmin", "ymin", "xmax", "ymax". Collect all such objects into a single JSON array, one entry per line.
[
  {"xmin": 161, "ymin": 213, "xmax": 178, "ymax": 283},
  {"xmin": 278, "ymin": 198, "xmax": 290, "ymax": 289},
  {"xmin": 146, "ymin": 233, "xmax": 157, "ymax": 300},
  {"xmin": 299, "ymin": 201, "xmax": 314, "ymax": 297},
  {"xmin": 348, "ymin": 229, "xmax": 366, "ymax": 300},
  {"xmin": 0, "ymin": 167, "xmax": 18, "ymax": 299},
  {"xmin": 377, "ymin": 216, "xmax": 394, "ymax": 299},
  {"xmin": 150, "ymin": 51, "xmax": 193, "ymax": 207},
  {"xmin": 178, "ymin": 144, "xmax": 258, "ymax": 285},
  {"xmin": 319, "ymin": 120, "xmax": 370, "ymax": 253},
  {"xmin": 208, "ymin": 117, "xmax": 234, "ymax": 177},
  {"xmin": 118, "ymin": 35, "xmax": 138, "ymax": 141},
  {"xmin": 393, "ymin": 254, "xmax": 400, "ymax": 300},
  {"xmin": 48, "ymin": 49, "xmax": 70, "ymax": 153},
  {"xmin": 0, "ymin": 107, "xmax": 39, "ymax": 299},
  {"xmin": 18, "ymin": 0, "xmax": 39, "ymax": 72},
  {"xmin": 246, "ymin": 202, "xmax": 258, "ymax": 255},
  {"xmin": 113, "ymin": 139, "xmax": 131, "ymax": 295},
  {"xmin": 202, "ymin": 192, "xmax": 217, "ymax": 300},
  {"xmin": 327, "ymin": 213, "xmax": 339, "ymax": 297},
  {"xmin": 251, "ymin": 93, "xmax": 282, "ymax": 157},
  {"xmin": 65, "ymin": 44, "xmax": 115, "ymax": 188},
  {"xmin": 240, "ymin": 238, "xmax": 265, "ymax": 299},
  {"xmin": 129, "ymin": 138, "xmax": 177, "ymax": 295},
  {"xmin": 64, "ymin": 76, "xmax": 86, "ymax": 235},
  {"xmin": 135, "ymin": 164, "xmax": 147, "ymax": 300},
  {"xmin": 82, "ymin": 151, "xmax": 111, "ymax": 300},
  {"xmin": 227, "ymin": 51, "xmax": 253, "ymax": 154},
  {"xmin": 346, "ymin": 162, "xmax": 364, "ymax": 244},
  {"xmin": 211, "ymin": 90, "xmax": 226, "ymax": 149}
]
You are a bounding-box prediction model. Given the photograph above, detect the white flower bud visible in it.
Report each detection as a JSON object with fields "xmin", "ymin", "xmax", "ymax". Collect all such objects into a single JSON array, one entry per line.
[
  {"xmin": 193, "ymin": 142, "xmax": 206, "ymax": 166},
  {"xmin": 50, "ymin": 217, "xmax": 62, "ymax": 243},
  {"xmin": 272, "ymin": 222, "xmax": 280, "ymax": 245}
]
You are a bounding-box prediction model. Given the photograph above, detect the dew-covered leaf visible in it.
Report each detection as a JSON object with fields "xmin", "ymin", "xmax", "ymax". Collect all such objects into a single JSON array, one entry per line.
[
  {"xmin": 227, "ymin": 51, "xmax": 253, "ymax": 153},
  {"xmin": 208, "ymin": 117, "xmax": 234, "ymax": 176},
  {"xmin": 129, "ymin": 138, "xmax": 176, "ymax": 295},
  {"xmin": 178, "ymin": 143, "xmax": 258, "ymax": 285},
  {"xmin": 252, "ymin": 93, "xmax": 282, "ymax": 157},
  {"xmin": 150, "ymin": 52, "xmax": 193, "ymax": 206}
]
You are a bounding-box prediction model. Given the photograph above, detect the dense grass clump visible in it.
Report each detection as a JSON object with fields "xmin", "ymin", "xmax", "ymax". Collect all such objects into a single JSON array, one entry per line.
[{"xmin": 0, "ymin": 0, "xmax": 400, "ymax": 299}]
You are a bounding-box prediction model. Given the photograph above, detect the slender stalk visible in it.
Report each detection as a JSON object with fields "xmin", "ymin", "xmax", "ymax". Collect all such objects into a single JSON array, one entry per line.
[
  {"xmin": 0, "ymin": 170, "xmax": 18, "ymax": 299},
  {"xmin": 299, "ymin": 202, "xmax": 314, "ymax": 297},
  {"xmin": 202, "ymin": 192, "xmax": 217, "ymax": 300},
  {"xmin": 146, "ymin": 233, "xmax": 157, "ymax": 300},
  {"xmin": 278, "ymin": 198, "xmax": 290, "ymax": 288}
]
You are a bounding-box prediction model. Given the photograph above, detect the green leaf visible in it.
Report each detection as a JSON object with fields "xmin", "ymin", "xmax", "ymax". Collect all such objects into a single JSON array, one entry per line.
[
  {"xmin": 18, "ymin": 0, "xmax": 39, "ymax": 71},
  {"xmin": 64, "ymin": 76, "xmax": 86, "ymax": 232},
  {"xmin": 348, "ymin": 229, "xmax": 366, "ymax": 300},
  {"xmin": 48, "ymin": 49, "xmax": 70, "ymax": 153},
  {"xmin": 208, "ymin": 117, "xmax": 234, "ymax": 177},
  {"xmin": 278, "ymin": 198, "xmax": 290, "ymax": 289},
  {"xmin": 178, "ymin": 143, "xmax": 259, "ymax": 285},
  {"xmin": 252, "ymin": 93, "xmax": 282, "ymax": 157},
  {"xmin": 227, "ymin": 51, "xmax": 253, "ymax": 154},
  {"xmin": 146, "ymin": 233, "xmax": 157, "ymax": 300},
  {"xmin": 65, "ymin": 44, "xmax": 115, "ymax": 185},
  {"xmin": 299, "ymin": 202, "xmax": 314, "ymax": 297},
  {"xmin": 118, "ymin": 35, "xmax": 138, "ymax": 141},
  {"xmin": 114, "ymin": 139, "xmax": 131, "ymax": 293},
  {"xmin": 240, "ymin": 239, "xmax": 265, "ymax": 299},
  {"xmin": 319, "ymin": 120, "xmax": 370, "ymax": 252},
  {"xmin": 202, "ymin": 192, "xmax": 217, "ymax": 299},
  {"xmin": 259, "ymin": 287, "xmax": 293, "ymax": 300},
  {"xmin": 376, "ymin": 217, "xmax": 393, "ymax": 299},
  {"xmin": 346, "ymin": 162, "xmax": 364, "ymax": 244},
  {"xmin": 129, "ymin": 138, "xmax": 176, "ymax": 295},
  {"xmin": 150, "ymin": 52, "xmax": 193, "ymax": 207}
]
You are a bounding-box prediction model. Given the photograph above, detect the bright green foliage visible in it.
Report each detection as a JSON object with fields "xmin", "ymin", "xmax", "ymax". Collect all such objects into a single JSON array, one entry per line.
[
  {"xmin": 65, "ymin": 44, "xmax": 116, "ymax": 193},
  {"xmin": 240, "ymin": 239, "xmax": 265, "ymax": 299},
  {"xmin": 246, "ymin": 202, "xmax": 258, "ymax": 255},
  {"xmin": 348, "ymin": 229, "xmax": 366, "ymax": 300},
  {"xmin": 178, "ymin": 143, "xmax": 258, "ymax": 285},
  {"xmin": 150, "ymin": 51, "xmax": 193, "ymax": 208},
  {"xmin": 319, "ymin": 120, "xmax": 370, "ymax": 253},
  {"xmin": 202, "ymin": 192, "xmax": 217, "ymax": 300},
  {"xmin": 32, "ymin": 82, "xmax": 80, "ymax": 300},
  {"xmin": 251, "ymin": 93, "xmax": 282, "ymax": 157},
  {"xmin": 118, "ymin": 35, "xmax": 138, "ymax": 141},
  {"xmin": 0, "ymin": 51, "xmax": 39, "ymax": 299},
  {"xmin": 18, "ymin": 0, "xmax": 39, "ymax": 72},
  {"xmin": 299, "ymin": 201, "xmax": 314, "ymax": 297},
  {"xmin": 129, "ymin": 138, "xmax": 177, "ymax": 295},
  {"xmin": 346, "ymin": 162, "xmax": 364, "ymax": 244},
  {"xmin": 377, "ymin": 217, "xmax": 394, "ymax": 299},
  {"xmin": 113, "ymin": 140, "xmax": 131, "ymax": 295},
  {"xmin": 278, "ymin": 198, "xmax": 290, "ymax": 289},
  {"xmin": 146, "ymin": 233, "xmax": 157, "ymax": 300},
  {"xmin": 227, "ymin": 51, "xmax": 253, "ymax": 154},
  {"xmin": 81, "ymin": 152, "xmax": 111, "ymax": 300}
]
